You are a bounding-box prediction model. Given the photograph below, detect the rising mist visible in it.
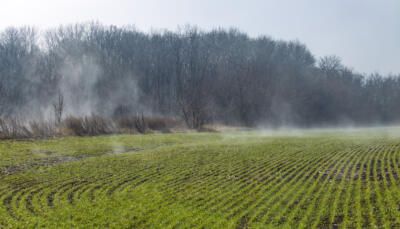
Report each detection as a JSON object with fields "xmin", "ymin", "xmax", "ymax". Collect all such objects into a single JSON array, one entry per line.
[{"xmin": 0, "ymin": 22, "xmax": 400, "ymax": 130}]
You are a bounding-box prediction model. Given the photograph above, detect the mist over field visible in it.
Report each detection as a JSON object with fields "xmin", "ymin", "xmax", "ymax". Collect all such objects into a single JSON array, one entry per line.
[
  {"xmin": 2, "ymin": 1, "xmax": 400, "ymax": 228},
  {"xmin": 0, "ymin": 23, "xmax": 399, "ymax": 133}
]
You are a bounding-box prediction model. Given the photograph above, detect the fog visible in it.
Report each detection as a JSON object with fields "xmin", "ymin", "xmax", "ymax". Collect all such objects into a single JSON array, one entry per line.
[{"xmin": 0, "ymin": 23, "xmax": 400, "ymax": 132}]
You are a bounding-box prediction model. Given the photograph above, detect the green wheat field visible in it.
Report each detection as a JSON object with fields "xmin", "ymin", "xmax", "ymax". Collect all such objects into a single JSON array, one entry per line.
[{"xmin": 1, "ymin": 128, "xmax": 400, "ymax": 228}]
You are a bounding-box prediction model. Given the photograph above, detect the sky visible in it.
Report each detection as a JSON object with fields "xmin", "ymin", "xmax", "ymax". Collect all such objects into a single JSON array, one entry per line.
[{"xmin": 1, "ymin": 0, "xmax": 399, "ymax": 75}]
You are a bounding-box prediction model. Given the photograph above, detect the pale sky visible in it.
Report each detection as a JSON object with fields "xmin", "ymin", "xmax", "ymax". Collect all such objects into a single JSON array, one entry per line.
[{"xmin": 1, "ymin": 0, "xmax": 399, "ymax": 74}]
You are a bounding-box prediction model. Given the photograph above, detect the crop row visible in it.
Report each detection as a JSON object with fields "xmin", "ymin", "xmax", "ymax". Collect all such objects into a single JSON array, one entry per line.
[{"xmin": 0, "ymin": 138, "xmax": 399, "ymax": 227}]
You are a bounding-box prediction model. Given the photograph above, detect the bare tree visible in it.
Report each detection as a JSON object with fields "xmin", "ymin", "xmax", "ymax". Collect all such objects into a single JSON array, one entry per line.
[
  {"xmin": 318, "ymin": 55, "xmax": 342, "ymax": 74},
  {"xmin": 53, "ymin": 91, "xmax": 64, "ymax": 125},
  {"xmin": 1, "ymin": 23, "xmax": 400, "ymax": 127}
]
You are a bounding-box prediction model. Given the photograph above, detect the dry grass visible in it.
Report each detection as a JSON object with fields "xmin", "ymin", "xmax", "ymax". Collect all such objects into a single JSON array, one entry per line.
[
  {"xmin": 0, "ymin": 115, "xmax": 186, "ymax": 139},
  {"xmin": 29, "ymin": 121, "xmax": 58, "ymax": 138},
  {"xmin": 0, "ymin": 118, "xmax": 31, "ymax": 139}
]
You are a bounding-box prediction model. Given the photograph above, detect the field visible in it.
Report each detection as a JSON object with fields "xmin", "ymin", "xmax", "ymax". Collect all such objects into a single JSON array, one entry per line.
[{"xmin": 1, "ymin": 128, "xmax": 400, "ymax": 228}]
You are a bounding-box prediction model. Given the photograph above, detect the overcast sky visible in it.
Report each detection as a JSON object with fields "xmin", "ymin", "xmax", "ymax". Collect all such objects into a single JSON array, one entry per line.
[{"xmin": 1, "ymin": 0, "xmax": 399, "ymax": 74}]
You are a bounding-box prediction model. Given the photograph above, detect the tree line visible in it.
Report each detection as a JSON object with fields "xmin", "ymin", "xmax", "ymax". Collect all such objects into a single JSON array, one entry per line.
[{"xmin": 0, "ymin": 22, "xmax": 399, "ymax": 128}]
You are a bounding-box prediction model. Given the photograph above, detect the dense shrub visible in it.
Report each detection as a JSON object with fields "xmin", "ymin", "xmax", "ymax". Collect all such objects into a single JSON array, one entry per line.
[
  {"xmin": 146, "ymin": 117, "xmax": 181, "ymax": 132},
  {"xmin": 115, "ymin": 115, "xmax": 182, "ymax": 133},
  {"xmin": 64, "ymin": 116, "xmax": 115, "ymax": 136}
]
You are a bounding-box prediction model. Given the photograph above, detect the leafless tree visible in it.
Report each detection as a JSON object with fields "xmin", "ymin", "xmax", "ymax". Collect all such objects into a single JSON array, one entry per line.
[
  {"xmin": 0, "ymin": 23, "xmax": 400, "ymax": 128},
  {"xmin": 53, "ymin": 91, "xmax": 64, "ymax": 125}
]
